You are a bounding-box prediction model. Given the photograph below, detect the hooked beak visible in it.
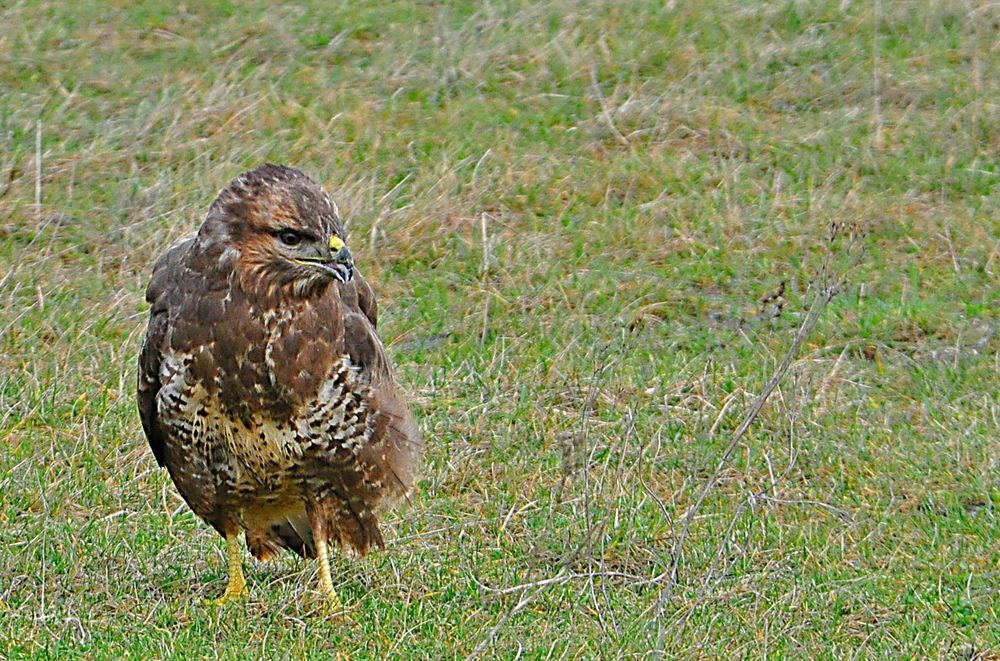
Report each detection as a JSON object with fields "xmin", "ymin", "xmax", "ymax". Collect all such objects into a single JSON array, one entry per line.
[{"xmin": 295, "ymin": 235, "xmax": 354, "ymax": 283}]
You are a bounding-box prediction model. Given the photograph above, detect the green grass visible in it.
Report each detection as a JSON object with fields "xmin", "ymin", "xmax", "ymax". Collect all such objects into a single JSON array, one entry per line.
[{"xmin": 1, "ymin": 0, "xmax": 998, "ymax": 657}]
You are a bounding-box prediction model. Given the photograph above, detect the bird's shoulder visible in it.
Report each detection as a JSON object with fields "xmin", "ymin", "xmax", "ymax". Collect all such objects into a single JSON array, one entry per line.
[
  {"xmin": 345, "ymin": 272, "xmax": 378, "ymax": 328},
  {"xmin": 145, "ymin": 236, "xmax": 198, "ymax": 311},
  {"xmin": 326, "ymin": 274, "xmax": 389, "ymax": 380},
  {"xmin": 138, "ymin": 237, "xmax": 197, "ymax": 467}
]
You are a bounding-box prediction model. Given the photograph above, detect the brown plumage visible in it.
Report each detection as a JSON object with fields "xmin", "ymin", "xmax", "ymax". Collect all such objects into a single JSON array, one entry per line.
[{"xmin": 136, "ymin": 164, "xmax": 421, "ymax": 605}]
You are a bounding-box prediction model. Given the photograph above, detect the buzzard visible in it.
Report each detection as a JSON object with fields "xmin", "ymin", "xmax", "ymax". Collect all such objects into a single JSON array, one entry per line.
[{"xmin": 137, "ymin": 164, "xmax": 421, "ymax": 607}]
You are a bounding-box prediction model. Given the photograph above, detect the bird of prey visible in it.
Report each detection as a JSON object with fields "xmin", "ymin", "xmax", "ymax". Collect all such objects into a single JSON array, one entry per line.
[{"xmin": 136, "ymin": 164, "xmax": 421, "ymax": 607}]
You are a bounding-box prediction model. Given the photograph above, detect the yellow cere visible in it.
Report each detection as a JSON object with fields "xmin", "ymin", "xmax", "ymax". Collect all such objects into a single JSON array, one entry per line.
[{"xmin": 329, "ymin": 236, "xmax": 345, "ymax": 252}]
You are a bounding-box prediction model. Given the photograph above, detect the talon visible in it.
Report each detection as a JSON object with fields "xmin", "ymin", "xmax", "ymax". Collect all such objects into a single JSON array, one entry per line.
[
  {"xmin": 212, "ymin": 576, "xmax": 247, "ymax": 606},
  {"xmin": 325, "ymin": 587, "xmax": 342, "ymax": 612},
  {"xmin": 212, "ymin": 533, "xmax": 247, "ymax": 605},
  {"xmin": 316, "ymin": 537, "xmax": 345, "ymax": 616}
]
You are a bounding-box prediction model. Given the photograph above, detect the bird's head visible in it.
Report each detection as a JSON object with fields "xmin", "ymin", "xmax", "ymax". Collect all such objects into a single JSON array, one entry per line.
[{"xmin": 198, "ymin": 164, "xmax": 355, "ymax": 298}]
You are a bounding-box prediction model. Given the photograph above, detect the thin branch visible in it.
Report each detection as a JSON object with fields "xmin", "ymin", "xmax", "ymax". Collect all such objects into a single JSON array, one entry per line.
[
  {"xmin": 34, "ymin": 120, "xmax": 42, "ymax": 220},
  {"xmin": 652, "ymin": 279, "xmax": 839, "ymax": 644},
  {"xmin": 466, "ymin": 581, "xmax": 551, "ymax": 660},
  {"xmin": 589, "ymin": 64, "xmax": 629, "ymax": 147},
  {"xmin": 872, "ymin": 0, "xmax": 884, "ymax": 149},
  {"xmin": 475, "ymin": 569, "xmax": 650, "ymax": 597}
]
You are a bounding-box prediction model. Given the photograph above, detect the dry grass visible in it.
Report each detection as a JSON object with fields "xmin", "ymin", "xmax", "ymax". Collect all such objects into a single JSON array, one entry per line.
[{"xmin": 1, "ymin": 0, "xmax": 998, "ymax": 657}]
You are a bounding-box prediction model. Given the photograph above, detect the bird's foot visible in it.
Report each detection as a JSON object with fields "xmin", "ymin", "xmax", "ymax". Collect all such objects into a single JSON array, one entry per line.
[
  {"xmin": 314, "ymin": 536, "xmax": 348, "ymax": 618},
  {"xmin": 320, "ymin": 585, "xmax": 348, "ymax": 619},
  {"xmin": 210, "ymin": 540, "xmax": 248, "ymax": 607},
  {"xmin": 211, "ymin": 573, "xmax": 247, "ymax": 606},
  {"xmin": 212, "ymin": 582, "xmax": 247, "ymax": 606}
]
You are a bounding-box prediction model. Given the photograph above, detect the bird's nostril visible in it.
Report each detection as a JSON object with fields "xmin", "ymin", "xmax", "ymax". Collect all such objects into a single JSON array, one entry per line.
[{"xmin": 334, "ymin": 247, "xmax": 352, "ymax": 265}]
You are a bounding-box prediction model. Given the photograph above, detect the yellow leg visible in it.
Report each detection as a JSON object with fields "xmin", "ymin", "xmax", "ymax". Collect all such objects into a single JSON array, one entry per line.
[
  {"xmin": 315, "ymin": 537, "xmax": 342, "ymax": 610},
  {"xmin": 213, "ymin": 533, "xmax": 247, "ymax": 605}
]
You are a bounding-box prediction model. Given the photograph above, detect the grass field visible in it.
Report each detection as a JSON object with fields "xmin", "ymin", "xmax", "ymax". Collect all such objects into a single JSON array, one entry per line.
[{"xmin": 1, "ymin": 0, "xmax": 998, "ymax": 657}]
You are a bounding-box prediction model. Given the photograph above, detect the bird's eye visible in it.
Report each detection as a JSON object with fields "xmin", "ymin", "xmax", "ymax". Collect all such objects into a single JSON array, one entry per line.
[{"xmin": 278, "ymin": 230, "xmax": 301, "ymax": 247}]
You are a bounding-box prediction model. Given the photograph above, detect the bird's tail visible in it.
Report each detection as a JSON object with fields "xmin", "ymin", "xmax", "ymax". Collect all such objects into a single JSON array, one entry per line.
[{"xmin": 246, "ymin": 511, "xmax": 317, "ymax": 560}]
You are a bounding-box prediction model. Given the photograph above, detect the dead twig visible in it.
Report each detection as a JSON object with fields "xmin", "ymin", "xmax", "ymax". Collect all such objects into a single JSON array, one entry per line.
[
  {"xmin": 34, "ymin": 120, "xmax": 42, "ymax": 219},
  {"xmin": 652, "ymin": 275, "xmax": 840, "ymax": 649},
  {"xmin": 589, "ymin": 64, "xmax": 629, "ymax": 148}
]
